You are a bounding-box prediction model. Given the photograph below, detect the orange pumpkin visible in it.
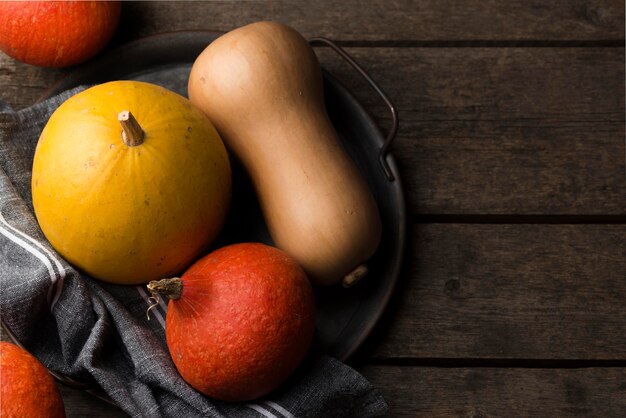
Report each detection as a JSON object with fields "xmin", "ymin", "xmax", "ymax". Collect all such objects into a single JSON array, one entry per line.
[{"xmin": 0, "ymin": 342, "xmax": 66, "ymax": 418}]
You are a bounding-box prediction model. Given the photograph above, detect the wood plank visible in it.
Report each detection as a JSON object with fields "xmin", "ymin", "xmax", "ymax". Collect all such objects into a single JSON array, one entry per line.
[
  {"xmin": 368, "ymin": 224, "xmax": 626, "ymax": 360},
  {"xmin": 316, "ymin": 47, "xmax": 625, "ymax": 215},
  {"xmin": 0, "ymin": 56, "xmax": 63, "ymax": 110},
  {"xmin": 2, "ymin": 47, "xmax": 624, "ymax": 215},
  {"xmin": 360, "ymin": 365, "xmax": 626, "ymax": 417},
  {"xmin": 115, "ymin": 1, "xmax": 625, "ymax": 42}
]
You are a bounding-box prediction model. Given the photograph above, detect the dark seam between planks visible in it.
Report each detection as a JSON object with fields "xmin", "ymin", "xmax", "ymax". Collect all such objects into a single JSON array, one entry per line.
[
  {"xmin": 324, "ymin": 40, "xmax": 625, "ymax": 48},
  {"xmin": 411, "ymin": 214, "xmax": 626, "ymax": 224},
  {"xmin": 365, "ymin": 357, "xmax": 626, "ymax": 368}
]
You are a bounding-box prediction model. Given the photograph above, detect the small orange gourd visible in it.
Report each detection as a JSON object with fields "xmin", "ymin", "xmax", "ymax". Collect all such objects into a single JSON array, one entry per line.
[
  {"xmin": 32, "ymin": 81, "xmax": 231, "ymax": 284},
  {"xmin": 0, "ymin": 342, "xmax": 66, "ymax": 418},
  {"xmin": 188, "ymin": 22, "xmax": 381, "ymax": 286},
  {"xmin": 147, "ymin": 243, "xmax": 316, "ymax": 401}
]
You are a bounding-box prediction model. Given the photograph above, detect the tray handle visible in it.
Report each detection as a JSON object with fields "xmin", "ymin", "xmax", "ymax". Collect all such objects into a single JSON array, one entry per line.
[{"xmin": 309, "ymin": 37, "xmax": 398, "ymax": 182}]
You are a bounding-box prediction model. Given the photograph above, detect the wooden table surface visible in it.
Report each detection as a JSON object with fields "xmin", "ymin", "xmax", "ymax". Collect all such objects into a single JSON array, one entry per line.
[{"xmin": 1, "ymin": 1, "xmax": 625, "ymax": 417}]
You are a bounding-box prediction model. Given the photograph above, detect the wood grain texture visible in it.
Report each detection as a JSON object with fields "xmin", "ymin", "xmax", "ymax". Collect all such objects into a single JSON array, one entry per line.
[
  {"xmin": 0, "ymin": 55, "xmax": 62, "ymax": 110},
  {"xmin": 360, "ymin": 366, "xmax": 626, "ymax": 417},
  {"xmin": 366, "ymin": 224, "xmax": 626, "ymax": 360},
  {"xmin": 2, "ymin": 47, "xmax": 624, "ymax": 215},
  {"xmin": 114, "ymin": 0, "xmax": 625, "ymax": 42},
  {"xmin": 316, "ymin": 46, "xmax": 626, "ymax": 215},
  {"xmin": 70, "ymin": 366, "xmax": 626, "ymax": 417}
]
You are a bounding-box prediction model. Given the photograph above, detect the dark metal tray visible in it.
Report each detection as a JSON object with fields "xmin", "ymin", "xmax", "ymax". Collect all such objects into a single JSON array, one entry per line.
[{"xmin": 21, "ymin": 30, "xmax": 405, "ymax": 390}]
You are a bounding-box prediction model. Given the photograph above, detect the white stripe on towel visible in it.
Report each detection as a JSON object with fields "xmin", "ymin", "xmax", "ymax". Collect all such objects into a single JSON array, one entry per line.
[
  {"xmin": 263, "ymin": 401, "xmax": 296, "ymax": 418},
  {"xmin": 247, "ymin": 404, "xmax": 279, "ymax": 418},
  {"xmin": 0, "ymin": 211, "xmax": 66, "ymax": 309}
]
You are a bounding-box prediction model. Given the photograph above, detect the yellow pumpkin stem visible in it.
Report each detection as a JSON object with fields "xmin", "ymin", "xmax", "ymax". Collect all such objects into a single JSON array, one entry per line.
[
  {"xmin": 342, "ymin": 264, "xmax": 368, "ymax": 288},
  {"xmin": 118, "ymin": 110, "xmax": 144, "ymax": 146}
]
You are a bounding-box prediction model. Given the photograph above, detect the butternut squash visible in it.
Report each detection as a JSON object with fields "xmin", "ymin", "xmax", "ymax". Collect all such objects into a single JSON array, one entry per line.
[{"xmin": 188, "ymin": 22, "xmax": 381, "ymax": 286}]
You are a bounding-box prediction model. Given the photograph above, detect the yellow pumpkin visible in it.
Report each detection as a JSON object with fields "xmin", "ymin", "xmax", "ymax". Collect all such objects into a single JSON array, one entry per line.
[{"xmin": 32, "ymin": 80, "xmax": 231, "ymax": 284}]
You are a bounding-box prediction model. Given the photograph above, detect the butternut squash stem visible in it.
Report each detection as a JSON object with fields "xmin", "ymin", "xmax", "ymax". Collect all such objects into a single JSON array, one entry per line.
[
  {"xmin": 118, "ymin": 110, "xmax": 144, "ymax": 146},
  {"xmin": 342, "ymin": 264, "xmax": 368, "ymax": 288},
  {"xmin": 146, "ymin": 277, "xmax": 182, "ymax": 320}
]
